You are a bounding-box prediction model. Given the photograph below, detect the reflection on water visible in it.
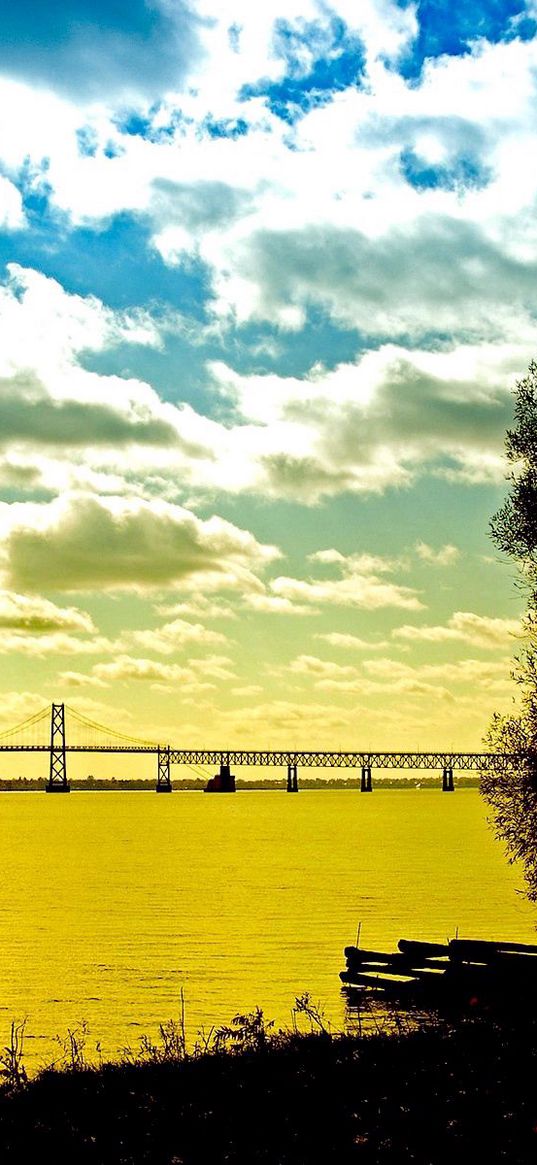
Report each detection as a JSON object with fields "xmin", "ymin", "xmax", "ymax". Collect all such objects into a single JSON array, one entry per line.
[{"xmin": 0, "ymin": 789, "xmax": 534, "ymax": 1066}]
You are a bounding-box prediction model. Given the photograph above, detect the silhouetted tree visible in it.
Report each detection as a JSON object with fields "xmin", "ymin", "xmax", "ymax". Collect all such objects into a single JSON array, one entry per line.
[{"xmin": 481, "ymin": 361, "xmax": 537, "ymax": 899}]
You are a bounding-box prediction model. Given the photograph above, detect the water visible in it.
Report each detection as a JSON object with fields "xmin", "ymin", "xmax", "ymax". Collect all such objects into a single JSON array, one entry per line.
[{"xmin": 0, "ymin": 790, "xmax": 534, "ymax": 1069}]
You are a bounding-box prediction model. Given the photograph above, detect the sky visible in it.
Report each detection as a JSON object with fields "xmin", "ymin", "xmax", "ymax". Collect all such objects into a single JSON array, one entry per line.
[{"xmin": 0, "ymin": 0, "xmax": 534, "ymax": 768}]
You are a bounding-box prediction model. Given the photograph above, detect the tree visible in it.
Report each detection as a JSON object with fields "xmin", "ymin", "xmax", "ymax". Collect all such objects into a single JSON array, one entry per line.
[
  {"xmin": 489, "ymin": 360, "xmax": 537, "ymax": 565},
  {"xmin": 481, "ymin": 360, "xmax": 537, "ymax": 899}
]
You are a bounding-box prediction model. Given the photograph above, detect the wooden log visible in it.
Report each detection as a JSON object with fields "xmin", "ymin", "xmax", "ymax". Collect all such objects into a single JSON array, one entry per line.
[
  {"xmin": 449, "ymin": 938, "xmax": 537, "ymax": 960},
  {"xmin": 340, "ymin": 969, "xmax": 417, "ymax": 991},
  {"xmin": 342, "ymin": 962, "xmax": 446, "ymax": 984},
  {"xmin": 398, "ymin": 939, "xmax": 450, "ymax": 957},
  {"xmin": 345, "ymin": 950, "xmax": 449, "ymax": 974},
  {"xmin": 448, "ymin": 951, "xmax": 537, "ymax": 973},
  {"xmin": 344, "ymin": 946, "xmax": 399, "ymax": 962}
]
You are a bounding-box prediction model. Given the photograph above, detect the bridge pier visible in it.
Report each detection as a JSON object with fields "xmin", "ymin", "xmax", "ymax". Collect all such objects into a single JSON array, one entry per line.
[
  {"xmin": 361, "ymin": 765, "xmax": 372, "ymax": 792},
  {"xmin": 46, "ymin": 703, "xmax": 70, "ymax": 792},
  {"xmin": 156, "ymin": 747, "xmax": 172, "ymax": 792},
  {"xmin": 442, "ymin": 767, "xmax": 454, "ymax": 792},
  {"xmin": 287, "ymin": 763, "xmax": 299, "ymax": 792}
]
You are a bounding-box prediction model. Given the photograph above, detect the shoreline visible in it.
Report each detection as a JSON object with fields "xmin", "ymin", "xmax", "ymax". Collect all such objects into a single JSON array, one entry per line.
[{"xmin": 1, "ymin": 1009, "xmax": 536, "ymax": 1162}]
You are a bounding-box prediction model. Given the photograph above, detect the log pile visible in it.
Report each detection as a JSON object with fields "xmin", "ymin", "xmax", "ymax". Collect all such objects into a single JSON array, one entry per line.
[{"xmin": 340, "ymin": 937, "xmax": 537, "ymax": 1004}]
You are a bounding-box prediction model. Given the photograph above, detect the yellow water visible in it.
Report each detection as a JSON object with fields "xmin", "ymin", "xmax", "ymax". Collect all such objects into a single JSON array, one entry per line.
[{"xmin": 0, "ymin": 790, "xmax": 535, "ymax": 1069}]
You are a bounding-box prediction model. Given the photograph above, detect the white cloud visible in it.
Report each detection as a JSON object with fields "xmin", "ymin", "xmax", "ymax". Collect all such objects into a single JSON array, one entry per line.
[
  {"xmin": 155, "ymin": 597, "xmax": 237, "ymax": 620},
  {"xmin": 58, "ymin": 671, "xmax": 109, "ymax": 689},
  {"xmin": 0, "ymin": 264, "xmax": 522, "ymax": 506},
  {"xmin": 131, "ymin": 618, "xmax": 228, "ymax": 654},
  {"xmin": 0, "ymin": 590, "xmax": 95, "ymax": 633},
  {"xmin": 267, "ymin": 548, "xmax": 423, "ymax": 611},
  {"xmin": 0, "ymin": 632, "xmax": 115, "ymax": 658},
  {"xmin": 316, "ymin": 632, "xmax": 388, "ymax": 650},
  {"xmin": 283, "ymin": 650, "xmax": 515, "ymax": 702},
  {"xmin": 92, "ymin": 656, "xmax": 194, "ymax": 684},
  {"xmin": 0, "ymin": 21, "xmax": 536, "ymax": 348},
  {"xmin": 0, "ymin": 176, "xmax": 25, "ymax": 230},
  {"xmin": 0, "ymin": 691, "xmax": 50, "ymax": 730},
  {"xmin": 393, "ymin": 612, "xmax": 522, "ymax": 649},
  {"xmin": 91, "ymin": 651, "xmax": 235, "ymax": 688},
  {"xmin": 0, "ymin": 492, "xmax": 279, "ymax": 594},
  {"xmin": 415, "ymin": 542, "xmax": 461, "ymax": 567},
  {"xmin": 244, "ymin": 593, "xmax": 317, "ymax": 615}
]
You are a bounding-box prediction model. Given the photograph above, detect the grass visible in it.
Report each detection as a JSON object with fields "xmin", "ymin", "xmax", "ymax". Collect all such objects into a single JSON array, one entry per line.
[{"xmin": 0, "ymin": 999, "xmax": 536, "ymax": 1163}]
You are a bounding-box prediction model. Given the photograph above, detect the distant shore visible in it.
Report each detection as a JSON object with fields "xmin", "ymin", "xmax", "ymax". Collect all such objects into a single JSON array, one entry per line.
[{"xmin": 0, "ymin": 776, "xmax": 481, "ymax": 790}]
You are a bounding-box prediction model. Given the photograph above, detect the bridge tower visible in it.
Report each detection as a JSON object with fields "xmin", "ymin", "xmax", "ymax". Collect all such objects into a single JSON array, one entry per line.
[
  {"xmin": 156, "ymin": 746, "xmax": 172, "ymax": 792},
  {"xmin": 46, "ymin": 703, "xmax": 70, "ymax": 792}
]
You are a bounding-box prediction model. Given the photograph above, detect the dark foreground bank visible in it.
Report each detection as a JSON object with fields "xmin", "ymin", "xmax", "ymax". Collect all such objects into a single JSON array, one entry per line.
[{"xmin": 1, "ymin": 1013, "xmax": 536, "ymax": 1164}]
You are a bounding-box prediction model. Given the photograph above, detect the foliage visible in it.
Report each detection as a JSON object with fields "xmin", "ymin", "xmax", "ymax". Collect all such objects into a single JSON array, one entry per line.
[
  {"xmin": 213, "ymin": 1007, "xmax": 274, "ymax": 1053},
  {"xmin": 482, "ymin": 715, "xmax": 537, "ymax": 899},
  {"xmin": 483, "ymin": 360, "xmax": 537, "ymax": 896},
  {"xmin": 2, "ymin": 1013, "xmax": 537, "ymax": 1163},
  {"xmin": 490, "ymin": 360, "xmax": 537, "ymax": 566}
]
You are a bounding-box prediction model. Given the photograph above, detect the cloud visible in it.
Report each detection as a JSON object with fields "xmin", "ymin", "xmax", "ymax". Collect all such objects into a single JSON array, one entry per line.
[
  {"xmin": 0, "ymin": 265, "xmax": 160, "ymax": 366},
  {"xmin": 0, "ymin": 1, "xmax": 202, "ymax": 100},
  {"xmin": 0, "ymin": 589, "xmax": 118, "ymax": 657},
  {"xmin": 206, "ymin": 338, "xmax": 517, "ymax": 499},
  {"xmin": 0, "ymin": 691, "xmax": 51, "ymax": 730},
  {"xmin": 189, "ymin": 654, "xmax": 236, "ymax": 680},
  {"xmin": 93, "ymin": 656, "xmax": 194, "ymax": 684},
  {"xmin": 130, "ymin": 618, "xmax": 227, "ymax": 654},
  {"xmin": 0, "ymin": 176, "xmax": 25, "ymax": 230},
  {"xmin": 244, "ymin": 593, "xmax": 317, "ymax": 615},
  {"xmin": 393, "ymin": 611, "xmax": 522, "ymax": 648},
  {"xmin": 0, "ymin": 373, "xmax": 179, "ymax": 450},
  {"xmin": 266, "ymin": 548, "xmax": 423, "ymax": 611},
  {"xmin": 0, "ymin": 590, "xmax": 94, "ymax": 633},
  {"xmin": 0, "ymin": 493, "xmax": 280, "ymax": 594},
  {"xmin": 91, "ymin": 651, "xmax": 235, "ymax": 688},
  {"xmin": 362, "ymin": 654, "xmax": 513, "ymax": 690},
  {"xmin": 0, "ymin": 632, "xmax": 115, "ymax": 657},
  {"xmin": 415, "ymin": 541, "xmax": 461, "ymax": 566},
  {"xmin": 316, "ymin": 632, "xmax": 388, "ymax": 649},
  {"xmin": 289, "ymin": 654, "xmax": 361, "ymax": 681},
  {"xmin": 155, "ymin": 597, "xmax": 237, "ymax": 620},
  {"xmin": 58, "ymin": 671, "xmax": 109, "ymax": 689},
  {"xmin": 283, "ymin": 650, "xmax": 514, "ymax": 702},
  {"xmin": 214, "ymin": 216, "xmax": 537, "ymax": 335}
]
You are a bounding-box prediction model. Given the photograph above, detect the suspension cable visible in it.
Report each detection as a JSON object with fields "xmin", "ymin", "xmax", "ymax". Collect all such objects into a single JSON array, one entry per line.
[
  {"xmin": 0, "ymin": 704, "xmax": 50, "ymax": 740},
  {"xmin": 65, "ymin": 704, "xmax": 158, "ymax": 747}
]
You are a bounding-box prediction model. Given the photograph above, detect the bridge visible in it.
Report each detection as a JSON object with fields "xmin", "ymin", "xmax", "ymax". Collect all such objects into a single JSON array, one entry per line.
[{"xmin": 0, "ymin": 703, "xmax": 522, "ymax": 794}]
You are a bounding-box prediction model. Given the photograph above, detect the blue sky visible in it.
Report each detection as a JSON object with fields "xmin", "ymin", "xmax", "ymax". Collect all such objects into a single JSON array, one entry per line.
[{"xmin": 0, "ymin": 0, "xmax": 533, "ymax": 760}]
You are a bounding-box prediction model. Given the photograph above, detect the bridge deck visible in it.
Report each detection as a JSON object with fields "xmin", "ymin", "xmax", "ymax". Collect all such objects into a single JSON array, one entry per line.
[{"xmin": 0, "ymin": 744, "xmax": 517, "ymax": 770}]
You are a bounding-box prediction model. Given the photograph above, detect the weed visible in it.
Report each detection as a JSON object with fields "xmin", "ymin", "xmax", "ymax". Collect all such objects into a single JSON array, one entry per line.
[
  {"xmin": 0, "ymin": 1020, "xmax": 28, "ymax": 1091},
  {"xmin": 213, "ymin": 1007, "xmax": 274, "ymax": 1053}
]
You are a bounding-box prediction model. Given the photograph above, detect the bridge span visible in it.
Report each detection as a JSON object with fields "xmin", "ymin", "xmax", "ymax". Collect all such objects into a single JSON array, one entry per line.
[{"xmin": 0, "ymin": 703, "xmax": 521, "ymax": 794}]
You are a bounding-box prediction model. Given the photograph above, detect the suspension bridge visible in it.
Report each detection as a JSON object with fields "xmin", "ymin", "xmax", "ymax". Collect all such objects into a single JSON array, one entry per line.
[{"xmin": 0, "ymin": 702, "xmax": 522, "ymax": 793}]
